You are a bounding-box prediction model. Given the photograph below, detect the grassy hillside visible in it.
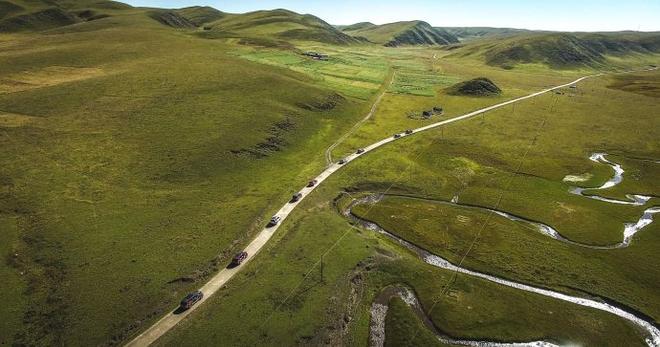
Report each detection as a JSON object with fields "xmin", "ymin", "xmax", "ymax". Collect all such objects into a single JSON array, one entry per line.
[
  {"xmin": 0, "ymin": 0, "xmax": 129, "ymax": 32},
  {"xmin": 0, "ymin": 2, "xmax": 385, "ymax": 344},
  {"xmin": 174, "ymin": 6, "xmax": 224, "ymax": 26},
  {"xmin": 451, "ymin": 32, "xmax": 660, "ymax": 69},
  {"xmin": 342, "ymin": 20, "xmax": 458, "ymax": 47},
  {"xmin": 201, "ymin": 9, "xmax": 361, "ymax": 45},
  {"xmin": 440, "ymin": 26, "xmax": 531, "ymax": 41}
]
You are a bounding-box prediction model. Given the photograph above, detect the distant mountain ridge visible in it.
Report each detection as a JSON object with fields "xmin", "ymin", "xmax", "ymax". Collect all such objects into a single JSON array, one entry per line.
[
  {"xmin": 453, "ymin": 32, "xmax": 660, "ymax": 68},
  {"xmin": 341, "ymin": 20, "xmax": 459, "ymax": 46}
]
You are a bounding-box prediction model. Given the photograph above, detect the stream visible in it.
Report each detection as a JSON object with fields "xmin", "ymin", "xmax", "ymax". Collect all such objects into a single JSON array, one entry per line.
[
  {"xmin": 342, "ymin": 195, "xmax": 660, "ymax": 347},
  {"xmin": 370, "ymin": 285, "xmax": 559, "ymax": 347}
]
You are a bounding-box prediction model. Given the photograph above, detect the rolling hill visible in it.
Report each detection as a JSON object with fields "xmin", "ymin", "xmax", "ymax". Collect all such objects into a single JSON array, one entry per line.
[
  {"xmin": 201, "ymin": 9, "xmax": 361, "ymax": 45},
  {"xmin": 440, "ymin": 27, "xmax": 531, "ymax": 41},
  {"xmin": 452, "ymin": 32, "xmax": 660, "ymax": 68},
  {"xmin": 342, "ymin": 20, "xmax": 459, "ymax": 46},
  {"xmin": 0, "ymin": 0, "xmax": 128, "ymax": 32}
]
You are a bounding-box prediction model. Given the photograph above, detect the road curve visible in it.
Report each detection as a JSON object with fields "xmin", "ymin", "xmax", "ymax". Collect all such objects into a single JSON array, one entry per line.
[{"xmin": 125, "ymin": 75, "xmax": 598, "ymax": 347}]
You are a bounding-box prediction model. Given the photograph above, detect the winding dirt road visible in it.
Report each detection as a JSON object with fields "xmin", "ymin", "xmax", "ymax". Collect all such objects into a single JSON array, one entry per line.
[{"xmin": 126, "ymin": 74, "xmax": 603, "ymax": 347}]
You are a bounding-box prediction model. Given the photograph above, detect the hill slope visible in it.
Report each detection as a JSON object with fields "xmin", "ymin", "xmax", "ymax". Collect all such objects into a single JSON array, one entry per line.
[
  {"xmin": 0, "ymin": 0, "xmax": 128, "ymax": 32},
  {"xmin": 342, "ymin": 20, "xmax": 458, "ymax": 46},
  {"xmin": 452, "ymin": 32, "xmax": 660, "ymax": 68},
  {"xmin": 440, "ymin": 27, "xmax": 531, "ymax": 41},
  {"xmin": 203, "ymin": 9, "xmax": 361, "ymax": 45},
  {"xmin": 446, "ymin": 77, "xmax": 502, "ymax": 96}
]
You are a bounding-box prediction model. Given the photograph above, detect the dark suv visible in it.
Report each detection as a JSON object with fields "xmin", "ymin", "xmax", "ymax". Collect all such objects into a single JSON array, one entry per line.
[
  {"xmin": 356, "ymin": 148, "xmax": 365, "ymax": 154},
  {"xmin": 307, "ymin": 179, "xmax": 318, "ymax": 187},
  {"xmin": 267, "ymin": 215, "xmax": 281, "ymax": 227},
  {"xmin": 405, "ymin": 129, "xmax": 413, "ymax": 135},
  {"xmin": 180, "ymin": 291, "xmax": 203, "ymax": 310},
  {"xmin": 290, "ymin": 192, "xmax": 303, "ymax": 203},
  {"xmin": 231, "ymin": 251, "xmax": 248, "ymax": 266}
]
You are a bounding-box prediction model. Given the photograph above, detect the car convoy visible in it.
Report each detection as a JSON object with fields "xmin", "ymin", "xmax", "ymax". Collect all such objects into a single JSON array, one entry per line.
[{"xmin": 178, "ymin": 131, "xmax": 414, "ymax": 312}]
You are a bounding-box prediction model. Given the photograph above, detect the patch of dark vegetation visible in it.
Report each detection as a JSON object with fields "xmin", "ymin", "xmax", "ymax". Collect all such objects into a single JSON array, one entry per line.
[
  {"xmin": 446, "ymin": 77, "xmax": 501, "ymax": 96},
  {"xmin": 297, "ymin": 93, "xmax": 345, "ymax": 111},
  {"xmin": 230, "ymin": 118, "xmax": 296, "ymax": 159},
  {"xmin": 0, "ymin": 0, "xmax": 24, "ymax": 20},
  {"xmin": 73, "ymin": 9, "xmax": 110, "ymax": 22},
  {"xmin": 10, "ymin": 213, "xmax": 69, "ymax": 346},
  {"xmin": 607, "ymin": 74, "xmax": 660, "ymax": 98},
  {"xmin": 0, "ymin": 7, "xmax": 79, "ymax": 32},
  {"xmin": 147, "ymin": 11, "xmax": 196, "ymax": 29}
]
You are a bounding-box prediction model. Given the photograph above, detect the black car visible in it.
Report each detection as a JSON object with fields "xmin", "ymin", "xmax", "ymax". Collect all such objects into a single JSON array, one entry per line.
[
  {"xmin": 405, "ymin": 129, "xmax": 413, "ymax": 135},
  {"xmin": 231, "ymin": 251, "xmax": 248, "ymax": 266},
  {"xmin": 307, "ymin": 179, "xmax": 318, "ymax": 187},
  {"xmin": 356, "ymin": 148, "xmax": 365, "ymax": 154},
  {"xmin": 290, "ymin": 192, "xmax": 303, "ymax": 203},
  {"xmin": 180, "ymin": 291, "xmax": 203, "ymax": 310},
  {"xmin": 267, "ymin": 215, "xmax": 281, "ymax": 227},
  {"xmin": 393, "ymin": 133, "xmax": 402, "ymax": 139},
  {"xmin": 338, "ymin": 159, "xmax": 347, "ymax": 164}
]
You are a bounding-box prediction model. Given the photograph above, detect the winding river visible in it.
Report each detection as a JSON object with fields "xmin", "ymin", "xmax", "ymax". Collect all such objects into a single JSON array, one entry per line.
[
  {"xmin": 370, "ymin": 285, "xmax": 559, "ymax": 347},
  {"xmin": 342, "ymin": 196, "xmax": 660, "ymax": 346},
  {"xmin": 371, "ymin": 153, "xmax": 659, "ymax": 250}
]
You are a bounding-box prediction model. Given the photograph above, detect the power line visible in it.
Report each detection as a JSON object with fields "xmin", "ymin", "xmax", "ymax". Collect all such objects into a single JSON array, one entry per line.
[{"xmin": 407, "ymin": 92, "xmax": 558, "ymax": 345}]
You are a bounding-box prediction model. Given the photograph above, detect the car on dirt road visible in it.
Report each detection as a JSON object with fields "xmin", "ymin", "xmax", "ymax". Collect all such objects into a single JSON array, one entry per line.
[
  {"xmin": 356, "ymin": 148, "xmax": 365, "ymax": 154},
  {"xmin": 230, "ymin": 251, "xmax": 248, "ymax": 266},
  {"xmin": 179, "ymin": 291, "xmax": 203, "ymax": 310},
  {"xmin": 405, "ymin": 129, "xmax": 413, "ymax": 135},
  {"xmin": 338, "ymin": 158, "xmax": 347, "ymax": 164},
  {"xmin": 290, "ymin": 192, "xmax": 303, "ymax": 203},
  {"xmin": 307, "ymin": 179, "xmax": 318, "ymax": 187},
  {"xmin": 393, "ymin": 133, "xmax": 402, "ymax": 139},
  {"xmin": 267, "ymin": 215, "xmax": 281, "ymax": 227}
]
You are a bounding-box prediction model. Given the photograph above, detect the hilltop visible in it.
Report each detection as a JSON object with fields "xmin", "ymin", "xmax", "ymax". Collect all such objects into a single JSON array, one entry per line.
[
  {"xmin": 0, "ymin": 2, "xmax": 360, "ymax": 46},
  {"xmin": 342, "ymin": 20, "xmax": 458, "ymax": 46},
  {"xmin": 0, "ymin": 0, "xmax": 129, "ymax": 32},
  {"xmin": 201, "ymin": 9, "xmax": 361, "ymax": 45},
  {"xmin": 446, "ymin": 77, "xmax": 502, "ymax": 96},
  {"xmin": 452, "ymin": 32, "xmax": 660, "ymax": 68}
]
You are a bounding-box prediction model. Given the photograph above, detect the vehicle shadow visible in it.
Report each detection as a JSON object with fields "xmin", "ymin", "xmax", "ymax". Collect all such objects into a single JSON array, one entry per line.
[
  {"xmin": 226, "ymin": 262, "xmax": 238, "ymax": 269},
  {"xmin": 173, "ymin": 306, "xmax": 187, "ymax": 315}
]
